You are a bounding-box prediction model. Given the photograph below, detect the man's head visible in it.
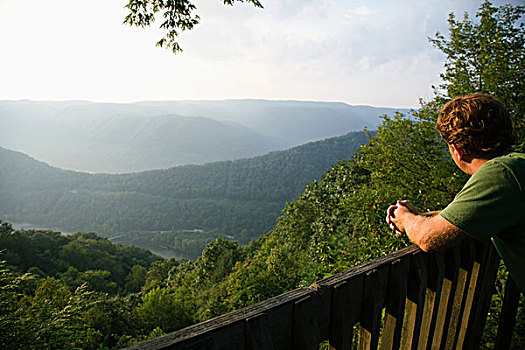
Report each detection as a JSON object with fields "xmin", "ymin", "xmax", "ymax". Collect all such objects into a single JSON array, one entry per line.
[{"xmin": 436, "ymin": 93, "xmax": 514, "ymax": 159}]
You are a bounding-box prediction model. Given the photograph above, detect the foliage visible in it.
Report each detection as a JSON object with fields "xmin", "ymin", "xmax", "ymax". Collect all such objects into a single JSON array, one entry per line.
[
  {"xmin": 124, "ymin": 0, "xmax": 263, "ymax": 53},
  {"xmin": 135, "ymin": 286, "xmax": 194, "ymax": 333},
  {"xmin": 430, "ymin": 0, "xmax": 525, "ymax": 150},
  {"xmin": 0, "ymin": 270, "xmax": 101, "ymax": 350},
  {"xmin": 0, "ymin": 224, "xmax": 161, "ymax": 295}
]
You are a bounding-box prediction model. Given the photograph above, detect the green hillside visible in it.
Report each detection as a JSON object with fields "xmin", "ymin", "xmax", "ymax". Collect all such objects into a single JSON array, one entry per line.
[{"xmin": 0, "ymin": 131, "xmax": 369, "ymax": 258}]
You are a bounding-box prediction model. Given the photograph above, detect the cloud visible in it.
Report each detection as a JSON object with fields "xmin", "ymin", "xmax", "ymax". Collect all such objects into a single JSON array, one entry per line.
[
  {"xmin": 1, "ymin": 0, "xmax": 520, "ymax": 108},
  {"xmin": 346, "ymin": 6, "xmax": 377, "ymax": 16}
]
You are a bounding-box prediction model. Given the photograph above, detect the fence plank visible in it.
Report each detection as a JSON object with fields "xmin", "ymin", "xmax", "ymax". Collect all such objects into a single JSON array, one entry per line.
[
  {"xmin": 357, "ymin": 265, "xmax": 390, "ymax": 350},
  {"xmin": 329, "ymin": 275, "xmax": 364, "ymax": 350},
  {"xmin": 455, "ymin": 241, "xmax": 478, "ymax": 349},
  {"xmin": 430, "ymin": 247, "xmax": 460, "ymax": 350},
  {"xmin": 494, "ymin": 275, "xmax": 521, "ymax": 350},
  {"xmin": 419, "ymin": 252, "xmax": 444, "ymax": 350},
  {"xmin": 180, "ymin": 320, "xmax": 245, "ymax": 350},
  {"xmin": 444, "ymin": 240, "xmax": 475, "ymax": 350},
  {"xmin": 417, "ymin": 287, "xmax": 437, "ymax": 350},
  {"xmin": 246, "ymin": 314, "xmax": 275, "ymax": 350},
  {"xmin": 380, "ymin": 257, "xmax": 410, "ymax": 350},
  {"xmin": 293, "ymin": 285, "xmax": 332, "ymax": 350},
  {"xmin": 463, "ymin": 243, "xmax": 500, "ymax": 350},
  {"xmin": 399, "ymin": 251, "xmax": 427, "ymax": 350},
  {"xmin": 260, "ymin": 299, "xmax": 296, "ymax": 350}
]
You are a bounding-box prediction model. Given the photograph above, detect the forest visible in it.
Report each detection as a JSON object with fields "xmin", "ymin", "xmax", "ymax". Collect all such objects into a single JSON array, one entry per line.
[
  {"xmin": 0, "ymin": 131, "xmax": 369, "ymax": 258},
  {"xmin": 0, "ymin": 1, "xmax": 524, "ymax": 349}
]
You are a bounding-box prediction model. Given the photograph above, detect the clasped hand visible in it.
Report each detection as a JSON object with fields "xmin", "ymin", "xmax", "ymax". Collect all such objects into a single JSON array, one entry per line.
[{"xmin": 386, "ymin": 200, "xmax": 419, "ymax": 235}]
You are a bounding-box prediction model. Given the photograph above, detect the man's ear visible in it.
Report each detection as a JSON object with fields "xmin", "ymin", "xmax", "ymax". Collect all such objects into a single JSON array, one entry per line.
[{"xmin": 449, "ymin": 144, "xmax": 465, "ymax": 162}]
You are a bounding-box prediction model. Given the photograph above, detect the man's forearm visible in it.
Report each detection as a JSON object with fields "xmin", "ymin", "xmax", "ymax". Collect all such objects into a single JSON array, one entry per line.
[
  {"xmin": 396, "ymin": 211, "xmax": 465, "ymax": 252},
  {"xmin": 402, "ymin": 213, "xmax": 433, "ymax": 250},
  {"xmin": 421, "ymin": 210, "xmax": 440, "ymax": 217}
]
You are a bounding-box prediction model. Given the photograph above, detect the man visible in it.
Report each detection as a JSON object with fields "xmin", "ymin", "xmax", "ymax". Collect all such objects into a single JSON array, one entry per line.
[{"xmin": 386, "ymin": 93, "xmax": 525, "ymax": 292}]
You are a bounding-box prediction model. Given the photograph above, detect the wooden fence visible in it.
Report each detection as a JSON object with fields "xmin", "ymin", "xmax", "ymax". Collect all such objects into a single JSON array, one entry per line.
[{"xmin": 125, "ymin": 238, "xmax": 521, "ymax": 349}]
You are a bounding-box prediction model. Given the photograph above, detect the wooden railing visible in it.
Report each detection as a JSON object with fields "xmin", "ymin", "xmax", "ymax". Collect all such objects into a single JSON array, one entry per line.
[{"xmin": 126, "ymin": 238, "xmax": 522, "ymax": 349}]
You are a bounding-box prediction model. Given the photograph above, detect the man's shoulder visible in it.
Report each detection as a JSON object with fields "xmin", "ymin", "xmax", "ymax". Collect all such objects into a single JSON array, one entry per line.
[
  {"xmin": 492, "ymin": 152, "xmax": 525, "ymax": 163},
  {"xmin": 485, "ymin": 152, "xmax": 525, "ymax": 194},
  {"xmin": 483, "ymin": 152, "xmax": 525, "ymax": 175},
  {"xmin": 466, "ymin": 152, "xmax": 524, "ymax": 195}
]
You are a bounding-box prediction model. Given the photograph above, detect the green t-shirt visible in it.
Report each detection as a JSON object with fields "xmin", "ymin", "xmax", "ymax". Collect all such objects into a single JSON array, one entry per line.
[{"xmin": 440, "ymin": 152, "xmax": 525, "ymax": 292}]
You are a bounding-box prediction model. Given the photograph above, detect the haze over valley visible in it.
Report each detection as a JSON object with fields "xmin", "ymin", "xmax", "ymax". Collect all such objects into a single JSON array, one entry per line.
[
  {"xmin": 0, "ymin": 99, "xmax": 405, "ymax": 173},
  {"xmin": 0, "ymin": 100, "xmax": 381, "ymax": 258}
]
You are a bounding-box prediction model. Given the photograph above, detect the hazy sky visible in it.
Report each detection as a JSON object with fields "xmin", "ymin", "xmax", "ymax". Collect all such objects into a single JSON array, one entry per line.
[{"xmin": 0, "ymin": 0, "xmax": 520, "ymax": 108}]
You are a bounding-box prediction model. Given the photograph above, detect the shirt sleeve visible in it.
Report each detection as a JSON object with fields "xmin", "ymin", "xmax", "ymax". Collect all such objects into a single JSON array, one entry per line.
[{"xmin": 440, "ymin": 160, "xmax": 522, "ymax": 242}]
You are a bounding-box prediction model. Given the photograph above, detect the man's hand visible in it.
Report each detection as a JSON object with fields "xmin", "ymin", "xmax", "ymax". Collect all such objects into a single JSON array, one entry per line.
[
  {"xmin": 385, "ymin": 200, "xmax": 419, "ymax": 235},
  {"xmin": 385, "ymin": 200, "xmax": 465, "ymax": 252}
]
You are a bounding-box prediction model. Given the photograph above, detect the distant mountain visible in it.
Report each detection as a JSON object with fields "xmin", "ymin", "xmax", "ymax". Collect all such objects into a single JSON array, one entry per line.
[
  {"xmin": 0, "ymin": 131, "xmax": 370, "ymax": 257},
  {"xmin": 134, "ymin": 100, "xmax": 397, "ymax": 145},
  {"xmin": 0, "ymin": 100, "xmax": 406, "ymax": 173},
  {"xmin": 0, "ymin": 101, "xmax": 277, "ymax": 173}
]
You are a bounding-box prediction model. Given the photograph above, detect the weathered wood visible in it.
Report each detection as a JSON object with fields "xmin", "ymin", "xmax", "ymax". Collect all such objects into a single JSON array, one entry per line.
[
  {"xmin": 357, "ymin": 265, "xmax": 390, "ymax": 350},
  {"xmin": 494, "ymin": 275, "xmax": 521, "ymax": 350},
  {"xmin": 245, "ymin": 314, "xmax": 274, "ymax": 350},
  {"xmin": 293, "ymin": 285, "xmax": 332, "ymax": 350},
  {"xmin": 379, "ymin": 257, "xmax": 410, "ymax": 350},
  {"xmin": 329, "ymin": 275, "xmax": 364, "ymax": 350},
  {"xmin": 444, "ymin": 241, "xmax": 473, "ymax": 350},
  {"xmin": 320, "ymin": 246, "xmax": 421, "ymax": 288},
  {"xmin": 464, "ymin": 243, "xmax": 501, "ymax": 350},
  {"xmin": 419, "ymin": 252, "xmax": 444, "ymax": 350},
  {"xmin": 455, "ymin": 241, "xmax": 479, "ymax": 349},
  {"xmin": 256, "ymin": 298, "xmax": 296, "ymax": 350},
  {"xmin": 174, "ymin": 320, "xmax": 246, "ymax": 350},
  {"xmin": 430, "ymin": 247, "xmax": 460, "ymax": 350},
  {"xmin": 399, "ymin": 251, "xmax": 427, "ymax": 350}
]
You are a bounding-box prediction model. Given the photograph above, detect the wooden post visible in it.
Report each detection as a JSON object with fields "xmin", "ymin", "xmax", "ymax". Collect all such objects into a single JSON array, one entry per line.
[
  {"xmin": 494, "ymin": 275, "xmax": 522, "ymax": 350},
  {"xmin": 399, "ymin": 251, "xmax": 427, "ymax": 350},
  {"xmin": 357, "ymin": 265, "xmax": 390, "ymax": 350},
  {"xmin": 379, "ymin": 257, "xmax": 410, "ymax": 350},
  {"xmin": 419, "ymin": 252, "xmax": 445, "ymax": 350},
  {"xmin": 463, "ymin": 243, "xmax": 501, "ymax": 350},
  {"xmin": 293, "ymin": 285, "xmax": 332, "ymax": 350},
  {"xmin": 329, "ymin": 275, "xmax": 364, "ymax": 350}
]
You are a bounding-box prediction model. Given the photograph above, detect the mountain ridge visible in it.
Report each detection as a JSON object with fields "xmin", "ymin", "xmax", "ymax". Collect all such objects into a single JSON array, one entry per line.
[
  {"xmin": 0, "ymin": 99, "xmax": 406, "ymax": 173},
  {"xmin": 0, "ymin": 131, "xmax": 370, "ymax": 256}
]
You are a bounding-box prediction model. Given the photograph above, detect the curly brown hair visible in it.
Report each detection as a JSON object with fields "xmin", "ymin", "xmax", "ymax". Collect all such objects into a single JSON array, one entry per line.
[{"xmin": 436, "ymin": 93, "xmax": 514, "ymax": 158}]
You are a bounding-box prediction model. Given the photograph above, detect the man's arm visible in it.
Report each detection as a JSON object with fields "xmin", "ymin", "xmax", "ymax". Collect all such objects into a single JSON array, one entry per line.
[{"xmin": 388, "ymin": 201, "xmax": 466, "ymax": 252}]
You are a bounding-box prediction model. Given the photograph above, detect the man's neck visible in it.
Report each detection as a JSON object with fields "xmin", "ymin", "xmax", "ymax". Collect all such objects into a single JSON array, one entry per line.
[{"xmin": 466, "ymin": 158, "xmax": 491, "ymax": 175}]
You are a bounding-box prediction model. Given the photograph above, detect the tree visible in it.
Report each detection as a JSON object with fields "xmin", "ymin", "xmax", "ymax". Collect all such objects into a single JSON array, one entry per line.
[
  {"xmin": 135, "ymin": 286, "xmax": 193, "ymax": 333},
  {"xmin": 124, "ymin": 0, "xmax": 263, "ymax": 53},
  {"xmin": 430, "ymin": 0, "xmax": 525, "ymax": 149},
  {"xmin": 196, "ymin": 237, "xmax": 242, "ymax": 284}
]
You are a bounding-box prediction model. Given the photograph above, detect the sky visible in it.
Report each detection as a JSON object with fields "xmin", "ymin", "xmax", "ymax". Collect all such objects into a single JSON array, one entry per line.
[{"xmin": 0, "ymin": 0, "xmax": 521, "ymax": 108}]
